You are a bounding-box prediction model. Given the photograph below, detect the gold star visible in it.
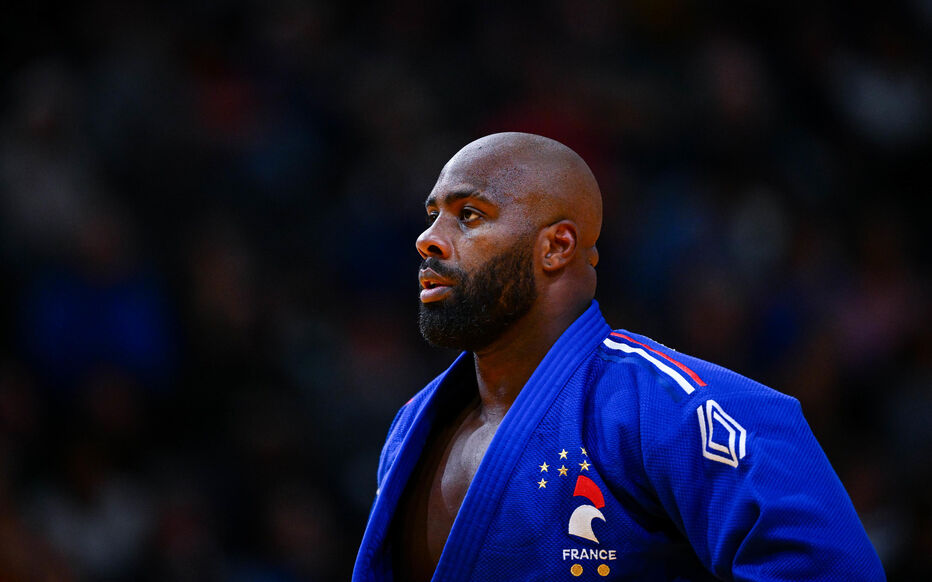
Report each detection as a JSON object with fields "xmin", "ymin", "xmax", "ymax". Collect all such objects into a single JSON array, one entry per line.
[
  {"xmin": 558, "ymin": 449, "xmax": 568, "ymax": 459},
  {"xmin": 537, "ymin": 478, "xmax": 547, "ymax": 488},
  {"xmin": 579, "ymin": 460, "xmax": 591, "ymax": 471},
  {"xmin": 539, "ymin": 462, "xmax": 549, "ymax": 472},
  {"xmin": 558, "ymin": 465, "xmax": 569, "ymax": 476},
  {"xmin": 581, "ymin": 447, "xmax": 588, "ymax": 456}
]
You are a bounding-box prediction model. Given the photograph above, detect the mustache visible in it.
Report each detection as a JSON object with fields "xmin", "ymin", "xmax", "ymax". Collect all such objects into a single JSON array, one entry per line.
[{"xmin": 419, "ymin": 257, "xmax": 464, "ymax": 282}]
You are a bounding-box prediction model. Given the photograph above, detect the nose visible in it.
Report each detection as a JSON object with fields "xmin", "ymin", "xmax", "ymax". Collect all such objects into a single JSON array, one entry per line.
[{"xmin": 416, "ymin": 220, "xmax": 451, "ymax": 260}]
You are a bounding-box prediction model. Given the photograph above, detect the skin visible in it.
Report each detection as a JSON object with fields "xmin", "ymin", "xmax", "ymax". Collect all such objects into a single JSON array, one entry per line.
[{"xmin": 393, "ymin": 132, "xmax": 603, "ymax": 579}]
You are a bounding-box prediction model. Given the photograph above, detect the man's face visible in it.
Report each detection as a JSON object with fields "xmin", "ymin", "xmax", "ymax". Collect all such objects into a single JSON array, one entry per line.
[
  {"xmin": 415, "ymin": 152, "xmax": 540, "ymax": 351},
  {"xmin": 418, "ymin": 233, "xmax": 537, "ymax": 351}
]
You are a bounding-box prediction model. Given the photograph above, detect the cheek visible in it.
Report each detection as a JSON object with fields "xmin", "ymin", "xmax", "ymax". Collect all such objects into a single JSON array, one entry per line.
[{"xmin": 453, "ymin": 236, "xmax": 497, "ymax": 268}]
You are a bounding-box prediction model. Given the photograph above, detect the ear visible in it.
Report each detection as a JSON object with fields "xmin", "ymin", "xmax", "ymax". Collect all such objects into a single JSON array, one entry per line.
[{"xmin": 540, "ymin": 220, "xmax": 578, "ymax": 272}]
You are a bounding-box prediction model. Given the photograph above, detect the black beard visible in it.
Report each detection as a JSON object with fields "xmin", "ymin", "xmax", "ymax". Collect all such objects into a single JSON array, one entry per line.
[{"xmin": 418, "ymin": 237, "xmax": 538, "ymax": 352}]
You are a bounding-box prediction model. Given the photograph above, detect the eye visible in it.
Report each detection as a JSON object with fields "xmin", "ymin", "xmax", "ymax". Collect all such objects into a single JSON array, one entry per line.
[
  {"xmin": 425, "ymin": 210, "xmax": 439, "ymax": 226},
  {"xmin": 460, "ymin": 207, "xmax": 483, "ymax": 224}
]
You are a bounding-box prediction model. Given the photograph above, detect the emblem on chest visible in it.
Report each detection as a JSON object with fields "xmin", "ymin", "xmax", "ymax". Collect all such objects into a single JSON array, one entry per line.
[{"xmin": 533, "ymin": 445, "xmax": 617, "ymax": 577}]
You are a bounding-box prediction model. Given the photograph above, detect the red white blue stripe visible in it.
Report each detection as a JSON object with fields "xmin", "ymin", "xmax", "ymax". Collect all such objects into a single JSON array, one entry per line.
[{"xmin": 602, "ymin": 332, "xmax": 705, "ymax": 395}]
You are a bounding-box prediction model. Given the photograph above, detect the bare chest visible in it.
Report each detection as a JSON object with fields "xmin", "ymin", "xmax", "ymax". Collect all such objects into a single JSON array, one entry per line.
[{"xmin": 432, "ymin": 416, "xmax": 498, "ymax": 523}]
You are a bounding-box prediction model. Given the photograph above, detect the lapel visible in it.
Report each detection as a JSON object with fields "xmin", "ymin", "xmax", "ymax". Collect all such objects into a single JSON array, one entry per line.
[
  {"xmin": 433, "ymin": 301, "xmax": 611, "ymax": 581},
  {"xmin": 354, "ymin": 351, "xmax": 472, "ymax": 580}
]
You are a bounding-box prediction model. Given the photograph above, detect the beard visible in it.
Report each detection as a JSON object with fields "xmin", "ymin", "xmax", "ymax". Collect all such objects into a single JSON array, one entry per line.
[{"xmin": 418, "ymin": 236, "xmax": 538, "ymax": 352}]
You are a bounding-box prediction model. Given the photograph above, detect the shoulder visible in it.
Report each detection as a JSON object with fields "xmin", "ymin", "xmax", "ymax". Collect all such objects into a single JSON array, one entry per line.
[
  {"xmin": 384, "ymin": 371, "xmax": 442, "ymax": 442},
  {"xmin": 385, "ymin": 351, "xmax": 472, "ymax": 437},
  {"xmin": 594, "ymin": 330, "xmax": 804, "ymax": 454},
  {"xmin": 375, "ymin": 369, "xmax": 446, "ymax": 483},
  {"xmin": 597, "ymin": 329, "xmax": 796, "ymax": 405},
  {"xmin": 590, "ymin": 330, "xmax": 885, "ymax": 579}
]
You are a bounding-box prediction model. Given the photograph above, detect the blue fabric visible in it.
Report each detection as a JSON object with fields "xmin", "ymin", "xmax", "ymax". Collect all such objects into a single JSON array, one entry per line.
[{"xmin": 353, "ymin": 301, "xmax": 885, "ymax": 581}]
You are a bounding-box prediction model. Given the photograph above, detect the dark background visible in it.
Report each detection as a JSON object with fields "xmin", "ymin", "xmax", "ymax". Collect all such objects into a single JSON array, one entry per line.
[{"xmin": 1, "ymin": 1, "xmax": 929, "ymax": 580}]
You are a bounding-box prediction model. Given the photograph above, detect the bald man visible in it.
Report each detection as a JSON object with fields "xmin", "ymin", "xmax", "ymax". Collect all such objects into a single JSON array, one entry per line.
[{"xmin": 352, "ymin": 133, "xmax": 884, "ymax": 581}]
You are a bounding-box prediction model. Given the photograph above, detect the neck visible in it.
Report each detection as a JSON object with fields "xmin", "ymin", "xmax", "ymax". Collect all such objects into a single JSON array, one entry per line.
[{"xmin": 470, "ymin": 296, "xmax": 590, "ymax": 422}]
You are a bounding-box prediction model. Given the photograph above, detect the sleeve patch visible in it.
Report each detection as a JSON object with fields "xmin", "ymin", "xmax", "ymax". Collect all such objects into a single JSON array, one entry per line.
[{"xmin": 697, "ymin": 399, "xmax": 747, "ymax": 468}]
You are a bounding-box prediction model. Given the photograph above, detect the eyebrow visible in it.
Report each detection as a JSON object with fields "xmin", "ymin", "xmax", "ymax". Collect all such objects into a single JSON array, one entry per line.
[{"xmin": 425, "ymin": 188, "xmax": 493, "ymax": 209}]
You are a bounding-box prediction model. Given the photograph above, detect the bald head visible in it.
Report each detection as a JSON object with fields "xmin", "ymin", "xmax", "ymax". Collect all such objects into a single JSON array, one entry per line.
[
  {"xmin": 437, "ymin": 132, "xmax": 602, "ymax": 266},
  {"xmin": 417, "ymin": 132, "xmax": 604, "ymax": 350}
]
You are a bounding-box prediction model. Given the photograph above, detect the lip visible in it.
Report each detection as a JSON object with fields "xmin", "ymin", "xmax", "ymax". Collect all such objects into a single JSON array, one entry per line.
[{"xmin": 419, "ymin": 267, "xmax": 455, "ymax": 303}]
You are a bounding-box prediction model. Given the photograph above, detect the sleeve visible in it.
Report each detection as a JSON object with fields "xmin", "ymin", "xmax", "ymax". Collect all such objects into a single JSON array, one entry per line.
[{"xmin": 642, "ymin": 384, "xmax": 886, "ymax": 581}]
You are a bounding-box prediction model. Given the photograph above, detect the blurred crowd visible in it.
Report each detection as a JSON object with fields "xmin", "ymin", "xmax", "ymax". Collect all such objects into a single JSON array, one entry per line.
[{"xmin": 0, "ymin": 1, "xmax": 929, "ymax": 580}]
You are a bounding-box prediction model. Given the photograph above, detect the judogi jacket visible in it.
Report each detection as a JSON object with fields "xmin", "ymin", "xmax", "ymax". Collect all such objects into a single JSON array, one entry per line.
[{"xmin": 353, "ymin": 301, "xmax": 885, "ymax": 581}]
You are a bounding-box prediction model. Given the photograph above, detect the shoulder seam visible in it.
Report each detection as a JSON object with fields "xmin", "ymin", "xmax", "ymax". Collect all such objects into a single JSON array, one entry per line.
[{"xmin": 602, "ymin": 332, "xmax": 706, "ymax": 395}]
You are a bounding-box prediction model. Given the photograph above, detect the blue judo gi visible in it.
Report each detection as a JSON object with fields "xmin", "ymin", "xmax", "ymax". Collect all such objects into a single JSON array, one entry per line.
[{"xmin": 353, "ymin": 301, "xmax": 885, "ymax": 581}]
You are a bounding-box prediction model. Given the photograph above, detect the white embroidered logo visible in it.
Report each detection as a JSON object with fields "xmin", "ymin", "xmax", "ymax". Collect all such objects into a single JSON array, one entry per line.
[
  {"xmin": 567, "ymin": 474, "xmax": 606, "ymax": 543},
  {"xmin": 697, "ymin": 400, "xmax": 746, "ymax": 467}
]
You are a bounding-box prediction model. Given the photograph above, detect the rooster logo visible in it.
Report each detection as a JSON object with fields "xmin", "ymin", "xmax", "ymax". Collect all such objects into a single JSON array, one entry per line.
[{"xmin": 568, "ymin": 475, "xmax": 606, "ymax": 543}]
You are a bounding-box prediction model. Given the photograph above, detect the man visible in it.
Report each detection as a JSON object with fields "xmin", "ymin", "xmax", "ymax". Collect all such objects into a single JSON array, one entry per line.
[{"xmin": 353, "ymin": 133, "xmax": 885, "ymax": 581}]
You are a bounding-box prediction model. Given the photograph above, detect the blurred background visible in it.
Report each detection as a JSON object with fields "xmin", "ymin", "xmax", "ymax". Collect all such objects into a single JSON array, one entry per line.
[{"xmin": 0, "ymin": 0, "xmax": 929, "ymax": 580}]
